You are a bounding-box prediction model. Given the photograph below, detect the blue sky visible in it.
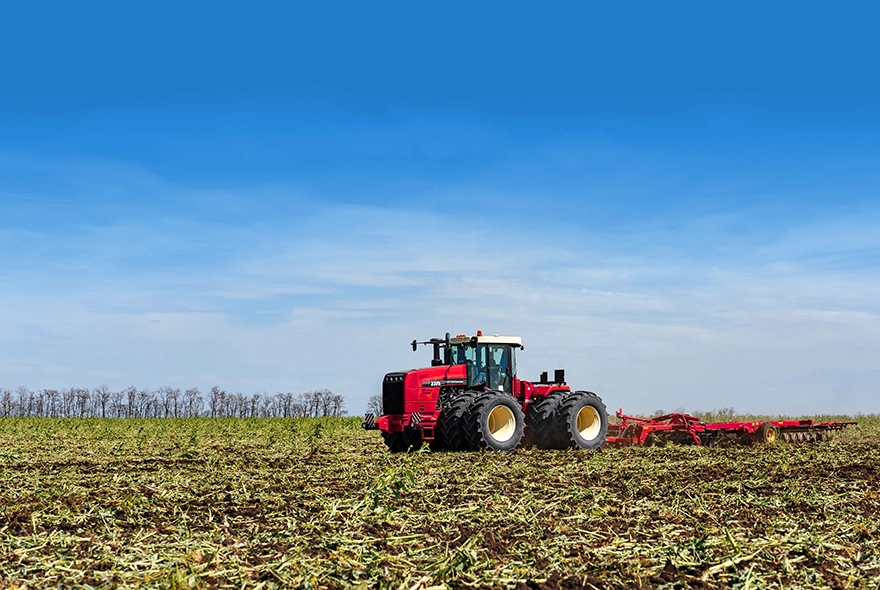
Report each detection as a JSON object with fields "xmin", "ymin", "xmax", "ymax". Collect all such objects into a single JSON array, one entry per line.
[{"xmin": 1, "ymin": 1, "xmax": 879, "ymax": 415}]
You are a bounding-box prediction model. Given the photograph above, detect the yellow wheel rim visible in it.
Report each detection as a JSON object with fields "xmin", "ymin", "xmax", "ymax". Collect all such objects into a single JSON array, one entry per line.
[
  {"xmin": 766, "ymin": 428, "xmax": 776, "ymax": 443},
  {"xmin": 487, "ymin": 405, "xmax": 516, "ymax": 443},
  {"xmin": 577, "ymin": 406, "xmax": 601, "ymax": 441}
]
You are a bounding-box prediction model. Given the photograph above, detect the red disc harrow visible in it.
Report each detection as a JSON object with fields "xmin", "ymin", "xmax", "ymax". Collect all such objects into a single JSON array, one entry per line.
[{"xmin": 606, "ymin": 409, "xmax": 856, "ymax": 446}]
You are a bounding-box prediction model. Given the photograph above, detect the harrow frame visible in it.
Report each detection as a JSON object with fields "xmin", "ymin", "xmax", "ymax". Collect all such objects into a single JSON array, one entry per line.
[{"xmin": 606, "ymin": 409, "xmax": 857, "ymax": 446}]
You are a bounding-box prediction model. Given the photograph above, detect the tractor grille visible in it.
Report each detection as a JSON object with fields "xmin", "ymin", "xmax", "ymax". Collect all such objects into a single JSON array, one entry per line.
[{"xmin": 382, "ymin": 372, "xmax": 406, "ymax": 415}]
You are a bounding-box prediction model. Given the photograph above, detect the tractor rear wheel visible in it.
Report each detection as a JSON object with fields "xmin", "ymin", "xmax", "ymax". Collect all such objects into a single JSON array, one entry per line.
[
  {"xmin": 755, "ymin": 422, "xmax": 778, "ymax": 444},
  {"xmin": 381, "ymin": 430, "xmax": 419, "ymax": 453},
  {"xmin": 554, "ymin": 391, "xmax": 609, "ymax": 450},
  {"xmin": 523, "ymin": 391, "xmax": 566, "ymax": 449},
  {"xmin": 438, "ymin": 390, "xmax": 478, "ymax": 451},
  {"xmin": 465, "ymin": 390, "xmax": 525, "ymax": 451}
]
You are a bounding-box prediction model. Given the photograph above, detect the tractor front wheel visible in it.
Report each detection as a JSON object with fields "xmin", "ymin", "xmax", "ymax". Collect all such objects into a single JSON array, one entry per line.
[
  {"xmin": 381, "ymin": 430, "xmax": 419, "ymax": 453},
  {"xmin": 465, "ymin": 390, "xmax": 525, "ymax": 451},
  {"xmin": 438, "ymin": 390, "xmax": 478, "ymax": 451}
]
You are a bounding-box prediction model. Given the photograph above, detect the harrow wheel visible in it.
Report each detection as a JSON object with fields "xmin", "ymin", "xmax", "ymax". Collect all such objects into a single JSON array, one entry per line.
[
  {"xmin": 465, "ymin": 390, "xmax": 525, "ymax": 451},
  {"xmin": 438, "ymin": 390, "xmax": 478, "ymax": 451},
  {"xmin": 755, "ymin": 422, "xmax": 778, "ymax": 444},
  {"xmin": 554, "ymin": 391, "xmax": 609, "ymax": 450},
  {"xmin": 522, "ymin": 391, "xmax": 566, "ymax": 449}
]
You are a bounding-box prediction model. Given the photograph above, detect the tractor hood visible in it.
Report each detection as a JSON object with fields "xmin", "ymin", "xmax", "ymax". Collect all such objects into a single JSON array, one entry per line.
[
  {"xmin": 412, "ymin": 364, "xmax": 468, "ymax": 388},
  {"xmin": 381, "ymin": 364, "xmax": 468, "ymax": 417}
]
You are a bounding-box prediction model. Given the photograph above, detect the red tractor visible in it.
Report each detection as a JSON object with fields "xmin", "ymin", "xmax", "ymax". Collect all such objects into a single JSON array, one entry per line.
[{"xmin": 363, "ymin": 331, "xmax": 609, "ymax": 452}]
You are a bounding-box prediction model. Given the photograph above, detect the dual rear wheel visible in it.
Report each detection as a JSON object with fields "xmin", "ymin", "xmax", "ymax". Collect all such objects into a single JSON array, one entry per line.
[{"xmin": 525, "ymin": 390, "xmax": 608, "ymax": 450}]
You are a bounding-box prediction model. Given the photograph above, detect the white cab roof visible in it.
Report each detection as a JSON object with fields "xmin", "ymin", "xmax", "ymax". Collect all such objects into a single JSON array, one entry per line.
[{"xmin": 450, "ymin": 334, "xmax": 523, "ymax": 346}]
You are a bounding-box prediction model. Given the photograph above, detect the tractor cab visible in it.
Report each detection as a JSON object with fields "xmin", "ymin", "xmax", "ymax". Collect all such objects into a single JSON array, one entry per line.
[{"xmin": 448, "ymin": 333, "xmax": 522, "ymax": 392}]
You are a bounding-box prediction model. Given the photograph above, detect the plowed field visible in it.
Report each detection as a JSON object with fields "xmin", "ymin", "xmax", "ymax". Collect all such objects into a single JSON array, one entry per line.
[{"xmin": 1, "ymin": 416, "xmax": 878, "ymax": 589}]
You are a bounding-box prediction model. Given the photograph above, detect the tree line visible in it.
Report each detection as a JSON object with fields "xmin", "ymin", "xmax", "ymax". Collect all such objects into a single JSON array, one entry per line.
[{"xmin": 0, "ymin": 386, "xmax": 347, "ymax": 419}]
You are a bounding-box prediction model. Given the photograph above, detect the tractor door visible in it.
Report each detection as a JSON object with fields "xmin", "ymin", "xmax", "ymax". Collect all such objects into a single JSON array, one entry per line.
[
  {"xmin": 451, "ymin": 343, "xmax": 484, "ymax": 388},
  {"xmin": 487, "ymin": 345, "xmax": 514, "ymax": 393}
]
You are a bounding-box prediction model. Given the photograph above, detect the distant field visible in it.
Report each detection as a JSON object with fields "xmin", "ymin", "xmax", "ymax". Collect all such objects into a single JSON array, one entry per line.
[{"xmin": 0, "ymin": 416, "xmax": 878, "ymax": 589}]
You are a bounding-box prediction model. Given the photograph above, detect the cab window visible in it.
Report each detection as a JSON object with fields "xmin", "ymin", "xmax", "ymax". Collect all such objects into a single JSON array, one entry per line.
[{"xmin": 451, "ymin": 343, "xmax": 513, "ymax": 391}]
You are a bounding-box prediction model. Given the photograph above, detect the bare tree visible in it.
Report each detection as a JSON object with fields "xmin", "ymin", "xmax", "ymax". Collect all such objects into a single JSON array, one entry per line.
[
  {"xmin": 137, "ymin": 389, "xmax": 155, "ymax": 418},
  {"xmin": 208, "ymin": 386, "xmax": 222, "ymax": 418},
  {"xmin": 0, "ymin": 389, "xmax": 12, "ymax": 417},
  {"xmin": 61, "ymin": 388, "xmax": 76, "ymax": 417},
  {"xmin": 93, "ymin": 385, "xmax": 111, "ymax": 418},
  {"xmin": 43, "ymin": 389, "xmax": 60, "ymax": 417},
  {"xmin": 183, "ymin": 387, "xmax": 203, "ymax": 417},
  {"xmin": 15, "ymin": 386, "xmax": 31, "ymax": 416},
  {"xmin": 156, "ymin": 387, "xmax": 180, "ymax": 418},
  {"xmin": 74, "ymin": 388, "xmax": 91, "ymax": 417},
  {"xmin": 0, "ymin": 384, "xmax": 349, "ymax": 419}
]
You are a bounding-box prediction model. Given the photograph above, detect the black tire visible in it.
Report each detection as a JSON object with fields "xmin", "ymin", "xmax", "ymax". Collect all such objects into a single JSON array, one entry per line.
[
  {"xmin": 427, "ymin": 430, "xmax": 448, "ymax": 452},
  {"xmin": 522, "ymin": 391, "xmax": 566, "ymax": 449},
  {"xmin": 429, "ymin": 389, "xmax": 452, "ymax": 452},
  {"xmin": 755, "ymin": 422, "xmax": 778, "ymax": 445},
  {"xmin": 465, "ymin": 390, "xmax": 525, "ymax": 451},
  {"xmin": 438, "ymin": 390, "xmax": 478, "ymax": 452},
  {"xmin": 381, "ymin": 430, "xmax": 418, "ymax": 453},
  {"xmin": 554, "ymin": 391, "xmax": 608, "ymax": 450}
]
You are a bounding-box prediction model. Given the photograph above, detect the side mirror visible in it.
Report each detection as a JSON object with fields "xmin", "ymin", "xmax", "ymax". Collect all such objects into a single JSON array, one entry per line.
[
  {"xmin": 411, "ymin": 339, "xmax": 418, "ymax": 352},
  {"xmin": 445, "ymin": 332, "xmax": 451, "ymax": 348}
]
